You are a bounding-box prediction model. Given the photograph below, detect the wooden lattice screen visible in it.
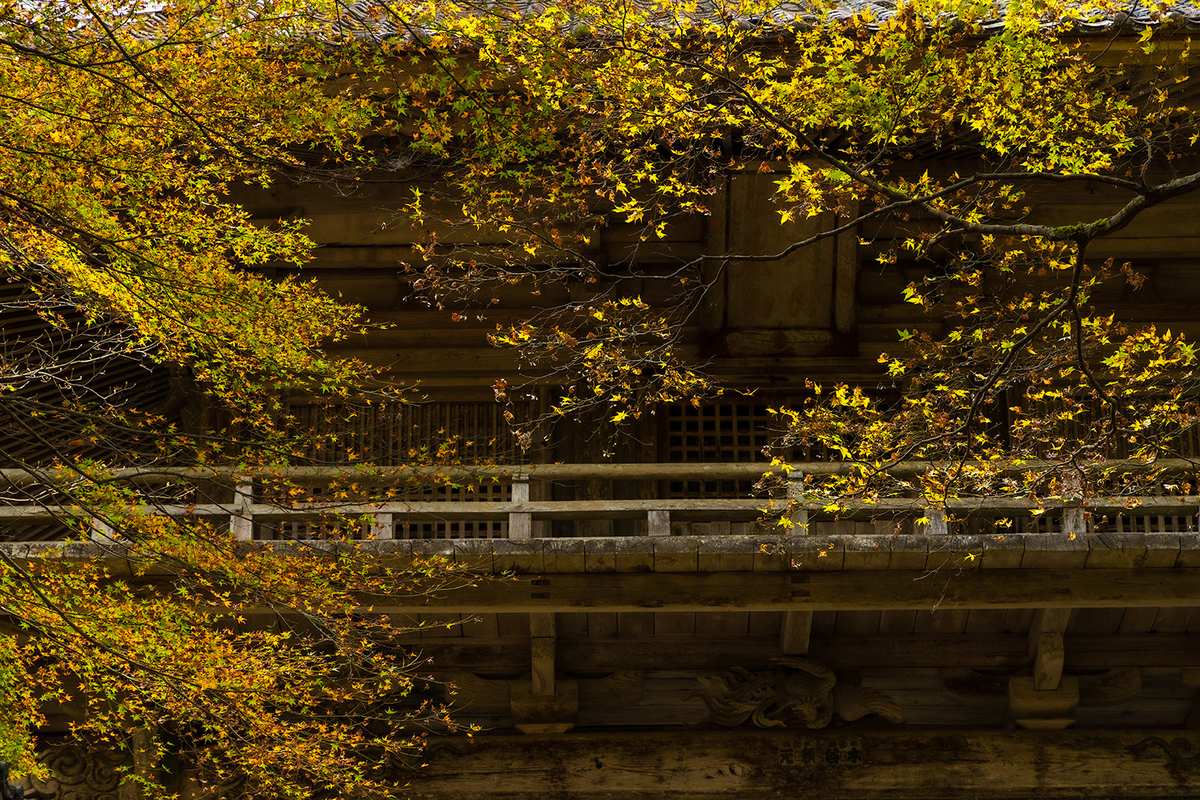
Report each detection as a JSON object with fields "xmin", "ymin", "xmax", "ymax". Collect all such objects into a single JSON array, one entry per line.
[
  {"xmin": 664, "ymin": 402, "xmax": 776, "ymax": 497},
  {"xmin": 285, "ymin": 400, "xmax": 537, "ymax": 465},
  {"xmin": 259, "ymin": 400, "xmax": 541, "ymax": 540}
]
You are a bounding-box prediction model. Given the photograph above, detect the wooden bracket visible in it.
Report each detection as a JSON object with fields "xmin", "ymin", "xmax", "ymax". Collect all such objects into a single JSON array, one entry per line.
[
  {"xmin": 1009, "ymin": 676, "xmax": 1079, "ymax": 729},
  {"xmin": 510, "ymin": 680, "xmax": 578, "ymax": 735}
]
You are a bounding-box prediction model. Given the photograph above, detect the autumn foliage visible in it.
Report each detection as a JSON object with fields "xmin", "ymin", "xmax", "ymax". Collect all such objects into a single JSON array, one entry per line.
[{"xmin": 3, "ymin": 0, "xmax": 1200, "ymax": 796}]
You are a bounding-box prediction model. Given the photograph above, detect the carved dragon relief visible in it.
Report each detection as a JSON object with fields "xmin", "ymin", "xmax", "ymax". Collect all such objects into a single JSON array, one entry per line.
[{"xmin": 697, "ymin": 658, "xmax": 903, "ymax": 729}]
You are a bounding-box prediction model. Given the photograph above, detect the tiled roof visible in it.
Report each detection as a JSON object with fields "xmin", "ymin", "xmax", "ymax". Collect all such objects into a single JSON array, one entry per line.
[
  {"xmin": 110, "ymin": 0, "xmax": 1200, "ymax": 44},
  {"xmin": 318, "ymin": 0, "xmax": 1200, "ymax": 37}
]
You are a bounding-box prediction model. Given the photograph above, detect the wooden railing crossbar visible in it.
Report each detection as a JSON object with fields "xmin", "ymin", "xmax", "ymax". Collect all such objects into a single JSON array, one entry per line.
[
  {"xmin": 2, "ymin": 457, "xmax": 1199, "ymax": 487},
  {"xmin": 2, "ymin": 462, "xmax": 1198, "ymax": 541}
]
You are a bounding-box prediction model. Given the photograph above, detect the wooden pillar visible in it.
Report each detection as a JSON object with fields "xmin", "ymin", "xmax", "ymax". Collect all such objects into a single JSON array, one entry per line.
[
  {"xmin": 1063, "ymin": 472, "xmax": 1085, "ymax": 538},
  {"xmin": 119, "ymin": 727, "xmax": 159, "ymax": 800}
]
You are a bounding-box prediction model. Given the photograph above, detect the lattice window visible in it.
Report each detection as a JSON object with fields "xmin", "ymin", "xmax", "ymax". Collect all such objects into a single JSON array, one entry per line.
[
  {"xmin": 394, "ymin": 481, "xmax": 511, "ymax": 539},
  {"xmin": 253, "ymin": 400, "xmax": 536, "ymax": 540},
  {"xmin": 664, "ymin": 403, "xmax": 775, "ymax": 497},
  {"xmin": 285, "ymin": 400, "xmax": 536, "ymax": 465},
  {"xmin": 254, "ymin": 479, "xmax": 512, "ymax": 541}
]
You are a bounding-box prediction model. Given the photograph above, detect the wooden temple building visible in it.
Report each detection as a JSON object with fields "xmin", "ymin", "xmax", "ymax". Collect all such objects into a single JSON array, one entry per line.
[{"xmin": 9, "ymin": 31, "xmax": 1200, "ymax": 800}]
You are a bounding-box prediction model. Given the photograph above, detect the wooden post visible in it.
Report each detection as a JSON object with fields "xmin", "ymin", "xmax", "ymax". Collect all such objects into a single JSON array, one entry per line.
[
  {"xmin": 1029, "ymin": 608, "xmax": 1072, "ymax": 691},
  {"xmin": 509, "ymin": 474, "xmax": 532, "ymax": 540},
  {"xmin": 920, "ymin": 507, "xmax": 948, "ymax": 536},
  {"xmin": 780, "ymin": 610, "xmax": 813, "ymax": 655},
  {"xmin": 367, "ymin": 512, "xmax": 394, "ymax": 540},
  {"xmin": 89, "ymin": 517, "xmax": 115, "ymax": 542},
  {"xmin": 787, "ymin": 470, "xmax": 809, "ymax": 534},
  {"xmin": 530, "ymin": 612, "xmax": 555, "ymax": 695},
  {"xmin": 119, "ymin": 727, "xmax": 158, "ymax": 800},
  {"xmin": 1063, "ymin": 472, "xmax": 1085, "ymax": 538},
  {"xmin": 229, "ymin": 481, "xmax": 254, "ymax": 541},
  {"xmin": 647, "ymin": 509, "xmax": 671, "ymax": 537},
  {"xmin": 1183, "ymin": 668, "xmax": 1200, "ymax": 729}
]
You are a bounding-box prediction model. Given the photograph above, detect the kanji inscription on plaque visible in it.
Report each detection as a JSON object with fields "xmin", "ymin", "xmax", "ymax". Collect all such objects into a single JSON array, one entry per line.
[{"xmin": 779, "ymin": 738, "xmax": 864, "ymax": 767}]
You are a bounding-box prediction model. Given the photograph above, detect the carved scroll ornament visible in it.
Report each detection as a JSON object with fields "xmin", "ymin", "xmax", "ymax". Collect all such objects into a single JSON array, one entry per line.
[
  {"xmin": 17, "ymin": 746, "xmax": 127, "ymax": 800},
  {"xmin": 1131, "ymin": 736, "xmax": 1200, "ymax": 767},
  {"xmin": 697, "ymin": 657, "xmax": 902, "ymax": 729}
]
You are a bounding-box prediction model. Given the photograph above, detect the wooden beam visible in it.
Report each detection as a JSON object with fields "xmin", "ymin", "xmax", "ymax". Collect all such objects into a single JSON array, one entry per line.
[
  {"xmin": 381, "ymin": 569, "xmax": 1200, "ymax": 613},
  {"xmin": 405, "ymin": 633, "xmax": 1200, "ymax": 673},
  {"xmin": 412, "ymin": 729, "xmax": 1200, "ymax": 799}
]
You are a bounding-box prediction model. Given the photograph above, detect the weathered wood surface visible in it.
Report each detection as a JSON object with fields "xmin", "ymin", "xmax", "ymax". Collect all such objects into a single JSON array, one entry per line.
[
  {"xmin": 226, "ymin": 153, "xmax": 1200, "ymax": 394},
  {"xmin": 10, "ymin": 458, "xmax": 1200, "ymax": 485},
  {"xmin": 410, "ymin": 730, "xmax": 1200, "ymax": 799},
  {"xmin": 405, "ymin": 633, "xmax": 1200, "ymax": 672},
  {"xmin": 7, "ymin": 532, "xmax": 1196, "ymax": 572}
]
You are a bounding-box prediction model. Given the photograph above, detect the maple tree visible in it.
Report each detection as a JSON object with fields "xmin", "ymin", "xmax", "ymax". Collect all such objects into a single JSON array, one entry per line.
[
  {"xmin": 0, "ymin": 3, "xmax": 474, "ymax": 799},
  {"xmin": 379, "ymin": 0, "xmax": 1200, "ymax": 508},
  {"xmin": 5, "ymin": 0, "xmax": 1200, "ymax": 795}
]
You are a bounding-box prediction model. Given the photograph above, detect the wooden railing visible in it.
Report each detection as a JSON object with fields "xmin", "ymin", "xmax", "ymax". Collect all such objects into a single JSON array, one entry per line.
[{"xmin": 1, "ymin": 460, "xmax": 1198, "ymax": 541}]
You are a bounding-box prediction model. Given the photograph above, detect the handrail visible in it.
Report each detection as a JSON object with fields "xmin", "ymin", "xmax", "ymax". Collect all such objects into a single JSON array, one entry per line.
[
  {"xmin": 0, "ymin": 496, "xmax": 1197, "ymax": 521},
  {"xmin": 1, "ymin": 460, "xmax": 1198, "ymax": 541},
  {"xmin": 0, "ymin": 457, "xmax": 1197, "ymax": 486}
]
